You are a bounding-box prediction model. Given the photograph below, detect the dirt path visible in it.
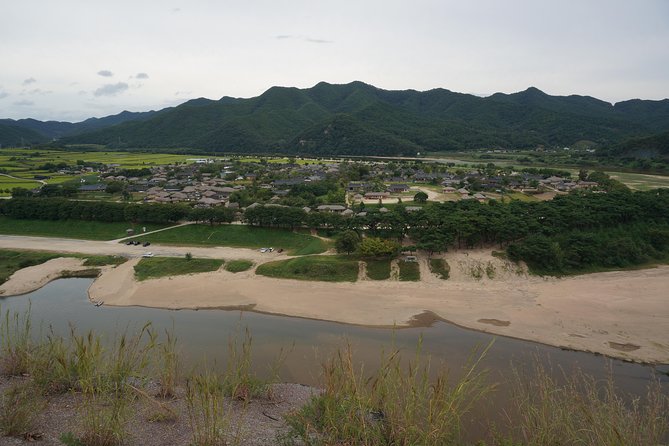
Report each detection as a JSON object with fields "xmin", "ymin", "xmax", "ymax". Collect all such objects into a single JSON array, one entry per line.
[
  {"xmin": 109, "ymin": 221, "xmax": 196, "ymax": 243},
  {"xmin": 357, "ymin": 260, "xmax": 368, "ymax": 281},
  {"xmin": 0, "ymin": 234, "xmax": 283, "ymax": 263}
]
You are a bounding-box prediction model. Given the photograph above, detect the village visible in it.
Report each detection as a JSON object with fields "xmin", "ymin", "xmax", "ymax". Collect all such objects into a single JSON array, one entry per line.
[{"xmin": 72, "ymin": 157, "xmax": 602, "ymax": 213}]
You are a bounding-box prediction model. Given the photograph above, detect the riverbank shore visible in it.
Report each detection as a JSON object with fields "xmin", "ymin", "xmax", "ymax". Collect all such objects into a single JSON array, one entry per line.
[{"xmin": 1, "ymin": 235, "xmax": 667, "ymax": 364}]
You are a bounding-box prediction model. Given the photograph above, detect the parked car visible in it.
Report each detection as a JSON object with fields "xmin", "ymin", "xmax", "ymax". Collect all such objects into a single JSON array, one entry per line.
[
  {"xmin": 259, "ymin": 248, "xmax": 268, "ymax": 253},
  {"xmin": 142, "ymin": 252, "xmax": 154, "ymax": 258},
  {"xmin": 143, "ymin": 242, "xmax": 151, "ymax": 247},
  {"xmin": 132, "ymin": 241, "xmax": 140, "ymax": 246},
  {"xmin": 126, "ymin": 241, "xmax": 133, "ymax": 245}
]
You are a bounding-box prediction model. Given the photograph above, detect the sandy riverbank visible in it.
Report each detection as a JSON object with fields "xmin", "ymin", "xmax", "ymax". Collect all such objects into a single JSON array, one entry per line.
[
  {"xmin": 86, "ymin": 251, "xmax": 669, "ymax": 364},
  {"xmin": 0, "ymin": 257, "xmax": 91, "ymax": 296},
  {"xmin": 1, "ymin": 235, "xmax": 667, "ymax": 364}
]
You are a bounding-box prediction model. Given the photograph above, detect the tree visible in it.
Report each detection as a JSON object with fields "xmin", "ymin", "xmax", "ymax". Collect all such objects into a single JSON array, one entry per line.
[
  {"xmin": 358, "ymin": 237, "xmax": 400, "ymax": 258},
  {"xmin": 335, "ymin": 230, "xmax": 360, "ymax": 255},
  {"xmin": 413, "ymin": 191, "xmax": 428, "ymax": 203}
]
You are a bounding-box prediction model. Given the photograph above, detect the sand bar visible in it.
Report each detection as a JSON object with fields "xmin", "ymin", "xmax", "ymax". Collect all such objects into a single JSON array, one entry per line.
[
  {"xmin": 1, "ymin": 235, "xmax": 668, "ymax": 363},
  {"xmin": 0, "ymin": 257, "xmax": 89, "ymax": 296}
]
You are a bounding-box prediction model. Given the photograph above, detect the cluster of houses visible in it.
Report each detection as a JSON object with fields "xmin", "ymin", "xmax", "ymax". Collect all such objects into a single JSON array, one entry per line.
[{"xmin": 74, "ymin": 157, "xmax": 602, "ymax": 210}]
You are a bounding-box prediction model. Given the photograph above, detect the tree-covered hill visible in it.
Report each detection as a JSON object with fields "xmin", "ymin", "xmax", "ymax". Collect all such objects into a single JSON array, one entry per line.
[
  {"xmin": 0, "ymin": 109, "xmax": 161, "ymax": 142},
  {"xmin": 5, "ymin": 82, "xmax": 669, "ymax": 156},
  {"xmin": 0, "ymin": 122, "xmax": 47, "ymax": 146}
]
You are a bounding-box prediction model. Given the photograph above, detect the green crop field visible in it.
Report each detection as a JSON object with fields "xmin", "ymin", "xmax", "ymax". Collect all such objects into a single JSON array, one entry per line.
[
  {"xmin": 0, "ymin": 175, "xmax": 43, "ymax": 195},
  {"xmin": 607, "ymin": 171, "xmax": 669, "ymax": 191},
  {"xmin": 255, "ymin": 255, "xmax": 359, "ymax": 282},
  {"xmin": 132, "ymin": 224, "xmax": 329, "ymax": 255},
  {"xmin": 0, "ymin": 217, "xmax": 167, "ymax": 240}
]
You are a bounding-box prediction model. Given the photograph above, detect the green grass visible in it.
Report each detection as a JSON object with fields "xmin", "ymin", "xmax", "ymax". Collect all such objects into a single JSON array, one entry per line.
[
  {"xmin": 0, "ymin": 249, "xmax": 62, "ymax": 284},
  {"xmin": 81, "ymin": 255, "xmax": 127, "ymax": 266},
  {"xmin": 398, "ymin": 260, "xmax": 420, "ymax": 281},
  {"xmin": 607, "ymin": 171, "xmax": 669, "ymax": 191},
  {"xmin": 0, "ymin": 249, "xmax": 127, "ymax": 285},
  {"xmin": 224, "ymin": 260, "xmax": 254, "ymax": 273},
  {"xmin": 256, "ymin": 255, "xmax": 359, "ymax": 282},
  {"xmin": 365, "ymin": 259, "xmax": 391, "ymax": 280},
  {"xmin": 0, "ymin": 217, "xmax": 166, "ymax": 240},
  {"xmin": 134, "ymin": 257, "xmax": 224, "ymax": 281},
  {"xmin": 428, "ymin": 258, "xmax": 450, "ymax": 280},
  {"xmin": 134, "ymin": 224, "xmax": 328, "ymax": 255}
]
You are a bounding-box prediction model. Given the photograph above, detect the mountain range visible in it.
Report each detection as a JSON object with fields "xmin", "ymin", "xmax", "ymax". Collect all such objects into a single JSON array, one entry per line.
[{"xmin": 1, "ymin": 81, "xmax": 668, "ymax": 157}]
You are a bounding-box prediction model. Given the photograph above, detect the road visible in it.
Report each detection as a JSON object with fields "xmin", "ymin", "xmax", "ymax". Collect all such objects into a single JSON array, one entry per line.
[{"xmin": 0, "ymin": 234, "xmax": 284, "ymax": 262}]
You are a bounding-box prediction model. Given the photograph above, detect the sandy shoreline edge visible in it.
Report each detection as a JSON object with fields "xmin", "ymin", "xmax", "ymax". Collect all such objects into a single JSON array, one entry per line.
[{"xmin": 1, "ymin": 237, "xmax": 668, "ymax": 365}]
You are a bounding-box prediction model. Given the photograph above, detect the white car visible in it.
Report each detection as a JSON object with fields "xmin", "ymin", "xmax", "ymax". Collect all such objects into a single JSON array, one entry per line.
[
  {"xmin": 259, "ymin": 248, "xmax": 268, "ymax": 253},
  {"xmin": 142, "ymin": 252, "xmax": 154, "ymax": 258}
]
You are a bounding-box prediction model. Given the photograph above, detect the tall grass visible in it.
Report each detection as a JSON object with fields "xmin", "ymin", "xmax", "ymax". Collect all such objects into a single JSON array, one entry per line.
[
  {"xmin": 283, "ymin": 340, "xmax": 493, "ymax": 445},
  {"xmin": 156, "ymin": 325, "xmax": 180, "ymax": 398},
  {"xmin": 186, "ymin": 370, "xmax": 243, "ymax": 446},
  {"xmin": 76, "ymin": 323, "xmax": 156, "ymax": 446},
  {"xmin": 505, "ymin": 362, "xmax": 669, "ymax": 446},
  {"xmin": 0, "ymin": 381, "xmax": 44, "ymax": 437},
  {"xmin": 0, "ymin": 306, "xmax": 32, "ymax": 376}
]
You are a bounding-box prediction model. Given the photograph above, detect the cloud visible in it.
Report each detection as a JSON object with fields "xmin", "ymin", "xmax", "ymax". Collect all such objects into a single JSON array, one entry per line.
[
  {"xmin": 14, "ymin": 100, "xmax": 34, "ymax": 106},
  {"xmin": 275, "ymin": 34, "xmax": 332, "ymax": 44},
  {"xmin": 0, "ymin": 89, "xmax": 9, "ymax": 100},
  {"xmin": 22, "ymin": 88, "xmax": 52, "ymax": 96},
  {"xmin": 305, "ymin": 38, "xmax": 332, "ymax": 44},
  {"xmin": 175, "ymin": 90, "xmax": 192, "ymax": 96},
  {"xmin": 172, "ymin": 7, "xmax": 181, "ymax": 13},
  {"xmin": 135, "ymin": 72, "xmax": 149, "ymax": 79},
  {"xmin": 93, "ymin": 82, "xmax": 129, "ymax": 97},
  {"xmin": 22, "ymin": 77, "xmax": 37, "ymax": 85},
  {"xmin": 97, "ymin": 70, "xmax": 114, "ymax": 77}
]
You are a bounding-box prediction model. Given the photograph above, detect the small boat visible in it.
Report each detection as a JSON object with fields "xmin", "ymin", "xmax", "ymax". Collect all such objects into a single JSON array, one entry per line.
[{"xmin": 94, "ymin": 301, "xmax": 104, "ymax": 307}]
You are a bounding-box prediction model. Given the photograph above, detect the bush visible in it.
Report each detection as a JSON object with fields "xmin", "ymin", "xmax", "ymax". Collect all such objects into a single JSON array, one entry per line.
[{"xmin": 359, "ymin": 237, "xmax": 401, "ymax": 258}]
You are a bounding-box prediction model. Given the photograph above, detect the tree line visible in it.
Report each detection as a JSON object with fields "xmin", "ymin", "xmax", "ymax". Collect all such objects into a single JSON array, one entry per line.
[
  {"xmin": 0, "ymin": 198, "xmax": 233, "ymax": 225},
  {"xmin": 1, "ymin": 188, "xmax": 668, "ymax": 274}
]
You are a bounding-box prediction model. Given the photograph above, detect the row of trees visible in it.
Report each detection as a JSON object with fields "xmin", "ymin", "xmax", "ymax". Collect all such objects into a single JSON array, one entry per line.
[
  {"xmin": 0, "ymin": 198, "xmax": 232, "ymax": 225},
  {"xmin": 2, "ymin": 187, "xmax": 668, "ymax": 274}
]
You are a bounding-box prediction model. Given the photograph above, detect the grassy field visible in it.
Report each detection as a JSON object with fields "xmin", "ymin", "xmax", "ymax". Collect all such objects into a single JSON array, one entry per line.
[
  {"xmin": 607, "ymin": 171, "xmax": 669, "ymax": 191},
  {"xmin": 365, "ymin": 258, "xmax": 391, "ymax": 280},
  {"xmin": 256, "ymin": 255, "xmax": 359, "ymax": 282},
  {"xmin": 398, "ymin": 260, "xmax": 420, "ymax": 281},
  {"xmin": 0, "ymin": 217, "xmax": 166, "ymax": 240},
  {"xmin": 224, "ymin": 259, "xmax": 254, "ymax": 273},
  {"xmin": 428, "ymin": 258, "xmax": 450, "ymax": 280},
  {"xmin": 134, "ymin": 257, "xmax": 224, "ymax": 281},
  {"xmin": 133, "ymin": 224, "xmax": 329, "ymax": 255},
  {"xmin": 0, "ymin": 176, "xmax": 43, "ymax": 196}
]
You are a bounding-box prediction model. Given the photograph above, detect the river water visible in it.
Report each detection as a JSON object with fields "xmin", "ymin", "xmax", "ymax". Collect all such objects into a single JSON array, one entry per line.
[{"xmin": 1, "ymin": 278, "xmax": 667, "ymax": 435}]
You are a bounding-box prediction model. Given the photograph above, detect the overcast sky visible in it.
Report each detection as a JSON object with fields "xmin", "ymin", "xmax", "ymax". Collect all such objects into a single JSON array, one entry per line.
[{"xmin": 1, "ymin": 0, "xmax": 668, "ymax": 122}]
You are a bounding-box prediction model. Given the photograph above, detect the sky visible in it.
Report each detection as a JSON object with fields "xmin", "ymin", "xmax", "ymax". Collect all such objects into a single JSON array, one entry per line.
[{"xmin": 1, "ymin": 0, "xmax": 668, "ymax": 122}]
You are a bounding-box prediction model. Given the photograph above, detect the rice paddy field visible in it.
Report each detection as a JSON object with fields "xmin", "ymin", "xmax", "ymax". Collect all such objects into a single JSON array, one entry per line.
[{"xmin": 607, "ymin": 171, "xmax": 669, "ymax": 191}]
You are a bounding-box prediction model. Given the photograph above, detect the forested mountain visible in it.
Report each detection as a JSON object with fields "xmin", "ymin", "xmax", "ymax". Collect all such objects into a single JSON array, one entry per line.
[
  {"xmin": 604, "ymin": 131, "xmax": 669, "ymax": 158},
  {"xmin": 4, "ymin": 82, "xmax": 669, "ymax": 156},
  {"xmin": 0, "ymin": 122, "xmax": 47, "ymax": 146},
  {"xmin": 0, "ymin": 109, "xmax": 161, "ymax": 141}
]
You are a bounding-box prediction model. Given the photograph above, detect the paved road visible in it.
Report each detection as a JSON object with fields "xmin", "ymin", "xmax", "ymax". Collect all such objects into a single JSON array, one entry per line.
[{"xmin": 0, "ymin": 234, "xmax": 283, "ymax": 262}]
